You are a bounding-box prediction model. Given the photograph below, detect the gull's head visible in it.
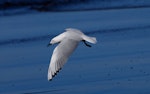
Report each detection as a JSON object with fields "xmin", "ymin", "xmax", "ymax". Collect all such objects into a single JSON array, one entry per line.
[
  {"xmin": 50, "ymin": 40, "xmax": 56, "ymax": 45},
  {"xmin": 47, "ymin": 39, "xmax": 55, "ymax": 47}
]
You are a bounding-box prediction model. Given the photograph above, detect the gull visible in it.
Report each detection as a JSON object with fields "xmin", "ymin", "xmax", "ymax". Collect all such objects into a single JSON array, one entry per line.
[{"xmin": 47, "ymin": 28, "xmax": 97, "ymax": 81}]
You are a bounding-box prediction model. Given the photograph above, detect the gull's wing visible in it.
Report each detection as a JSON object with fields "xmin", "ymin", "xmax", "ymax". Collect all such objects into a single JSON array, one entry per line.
[{"xmin": 48, "ymin": 39, "xmax": 79, "ymax": 81}]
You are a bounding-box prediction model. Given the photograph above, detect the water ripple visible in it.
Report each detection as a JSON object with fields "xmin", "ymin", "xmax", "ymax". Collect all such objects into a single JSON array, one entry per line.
[{"xmin": 0, "ymin": 25, "xmax": 150, "ymax": 46}]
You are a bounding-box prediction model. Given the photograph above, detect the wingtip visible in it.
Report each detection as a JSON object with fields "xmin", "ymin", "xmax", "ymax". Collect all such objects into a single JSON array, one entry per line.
[
  {"xmin": 48, "ymin": 68, "xmax": 63, "ymax": 81},
  {"xmin": 48, "ymin": 73, "xmax": 57, "ymax": 81},
  {"xmin": 48, "ymin": 79, "xmax": 52, "ymax": 81}
]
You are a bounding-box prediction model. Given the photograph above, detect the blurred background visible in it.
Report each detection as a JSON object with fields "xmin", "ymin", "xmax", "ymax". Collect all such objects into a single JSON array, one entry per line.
[{"xmin": 0, "ymin": 0, "xmax": 150, "ymax": 15}]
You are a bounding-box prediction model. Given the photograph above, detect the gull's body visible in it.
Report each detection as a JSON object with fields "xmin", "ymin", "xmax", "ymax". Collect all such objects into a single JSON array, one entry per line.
[{"xmin": 48, "ymin": 28, "xmax": 97, "ymax": 81}]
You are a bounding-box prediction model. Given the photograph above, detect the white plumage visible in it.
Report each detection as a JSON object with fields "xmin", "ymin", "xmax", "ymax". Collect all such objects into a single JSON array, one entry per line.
[{"xmin": 48, "ymin": 28, "xmax": 97, "ymax": 81}]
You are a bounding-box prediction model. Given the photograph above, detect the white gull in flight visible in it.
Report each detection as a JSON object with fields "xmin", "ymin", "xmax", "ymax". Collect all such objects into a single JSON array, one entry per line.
[{"xmin": 47, "ymin": 28, "xmax": 97, "ymax": 81}]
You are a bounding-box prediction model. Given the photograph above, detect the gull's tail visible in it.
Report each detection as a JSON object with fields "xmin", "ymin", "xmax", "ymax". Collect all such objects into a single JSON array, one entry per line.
[{"xmin": 82, "ymin": 35, "xmax": 97, "ymax": 44}]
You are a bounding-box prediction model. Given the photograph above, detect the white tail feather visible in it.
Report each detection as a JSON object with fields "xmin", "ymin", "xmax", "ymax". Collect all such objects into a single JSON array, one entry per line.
[{"xmin": 82, "ymin": 35, "xmax": 97, "ymax": 44}]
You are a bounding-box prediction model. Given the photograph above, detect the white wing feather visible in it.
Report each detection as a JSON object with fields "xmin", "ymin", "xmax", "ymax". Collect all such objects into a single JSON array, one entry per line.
[{"xmin": 48, "ymin": 39, "xmax": 79, "ymax": 81}]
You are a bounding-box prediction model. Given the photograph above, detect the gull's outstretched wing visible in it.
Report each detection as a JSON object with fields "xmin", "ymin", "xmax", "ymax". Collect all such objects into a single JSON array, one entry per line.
[{"xmin": 48, "ymin": 39, "xmax": 79, "ymax": 81}]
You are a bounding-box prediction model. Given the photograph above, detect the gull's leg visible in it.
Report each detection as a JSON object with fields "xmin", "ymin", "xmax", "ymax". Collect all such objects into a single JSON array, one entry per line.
[{"xmin": 82, "ymin": 40, "xmax": 92, "ymax": 47}]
